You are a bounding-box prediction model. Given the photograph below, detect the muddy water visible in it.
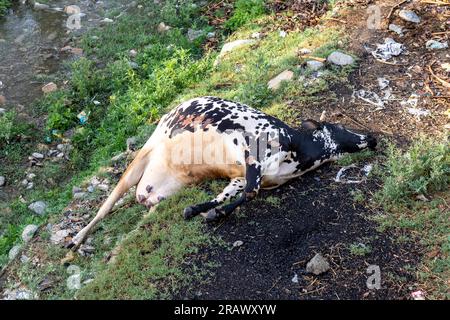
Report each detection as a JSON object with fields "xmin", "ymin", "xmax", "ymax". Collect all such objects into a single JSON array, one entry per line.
[{"xmin": 0, "ymin": 0, "xmax": 125, "ymax": 113}]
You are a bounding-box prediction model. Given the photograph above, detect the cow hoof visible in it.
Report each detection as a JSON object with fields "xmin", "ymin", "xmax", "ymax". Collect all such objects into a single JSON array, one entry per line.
[{"xmin": 183, "ymin": 206, "xmax": 195, "ymax": 220}]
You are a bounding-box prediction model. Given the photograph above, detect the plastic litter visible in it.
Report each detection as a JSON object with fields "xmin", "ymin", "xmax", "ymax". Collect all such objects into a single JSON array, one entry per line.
[{"xmin": 371, "ymin": 38, "xmax": 404, "ymax": 61}]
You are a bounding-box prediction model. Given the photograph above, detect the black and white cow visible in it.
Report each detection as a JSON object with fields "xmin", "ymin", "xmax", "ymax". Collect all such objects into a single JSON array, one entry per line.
[{"xmin": 69, "ymin": 96, "xmax": 376, "ymax": 249}]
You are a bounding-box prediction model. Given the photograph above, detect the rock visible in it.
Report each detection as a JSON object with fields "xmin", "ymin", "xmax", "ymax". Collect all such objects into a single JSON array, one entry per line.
[
  {"xmin": 20, "ymin": 255, "xmax": 30, "ymax": 264},
  {"xmin": 187, "ymin": 29, "xmax": 204, "ymax": 41},
  {"xmin": 306, "ymin": 60, "xmax": 324, "ymax": 71},
  {"xmin": 3, "ymin": 288, "xmax": 35, "ymax": 300},
  {"xmin": 207, "ymin": 32, "xmax": 216, "ymax": 39},
  {"xmin": 97, "ymin": 184, "xmax": 109, "ymax": 192},
  {"xmin": 26, "ymin": 173, "xmax": 36, "ymax": 180},
  {"xmin": 87, "ymin": 185, "xmax": 95, "ymax": 193},
  {"xmin": 50, "ymin": 229, "xmax": 70, "ymax": 245},
  {"xmin": 101, "ymin": 18, "xmax": 113, "ymax": 24},
  {"xmin": 32, "ymin": 152, "xmax": 44, "ymax": 159},
  {"xmin": 42, "ymin": 82, "xmax": 57, "ymax": 94},
  {"xmin": 298, "ymin": 48, "xmax": 311, "ymax": 55},
  {"xmin": 64, "ymin": 5, "xmax": 80, "ymax": 15},
  {"xmin": 389, "ymin": 24, "xmax": 404, "ymax": 36},
  {"xmin": 279, "ymin": 30, "xmax": 287, "ymax": 38},
  {"xmin": 157, "ymin": 22, "xmax": 171, "ymax": 33},
  {"xmin": 28, "ymin": 201, "xmax": 47, "ymax": 215},
  {"xmin": 72, "ymin": 186, "xmax": 82, "ymax": 194},
  {"xmin": 0, "ymin": 107, "xmax": 6, "ymax": 114},
  {"xmin": 327, "ymin": 51, "xmax": 354, "ymax": 66},
  {"xmin": 214, "ymin": 40, "xmax": 255, "ymax": 66},
  {"xmin": 126, "ymin": 137, "xmax": 137, "ymax": 151},
  {"xmin": 129, "ymin": 49, "xmax": 138, "ymax": 58},
  {"xmin": 21, "ymin": 179, "xmax": 29, "ymax": 187},
  {"xmin": 70, "ymin": 48, "xmax": 83, "ymax": 56},
  {"xmin": 398, "ymin": 9, "xmax": 421, "ymax": 24},
  {"xmin": 426, "ymin": 40, "xmax": 448, "ymax": 50},
  {"xmin": 34, "ymin": 2, "xmax": 50, "ymax": 10},
  {"xmin": 233, "ymin": 240, "xmax": 243, "ymax": 247},
  {"xmin": 26, "ymin": 182, "xmax": 34, "ymax": 190},
  {"xmin": 291, "ymin": 273, "xmax": 299, "ymax": 283},
  {"xmin": 111, "ymin": 152, "xmax": 127, "ymax": 163},
  {"xmin": 0, "ymin": 176, "xmax": 5, "ymax": 187},
  {"xmin": 0, "ymin": 95, "xmax": 6, "ymax": 105},
  {"xmin": 8, "ymin": 245, "xmax": 21, "ymax": 261},
  {"xmin": 251, "ymin": 32, "xmax": 261, "ymax": 39},
  {"xmin": 22, "ymin": 225, "xmax": 38, "ymax": 242},
  {"xmin": 129, "ymin": 61, "xmax": 139, "ymax": 69},
  {"xmin": 267, "ymin": 70, "xmax": 294, "ymax": 90},
  {"xmin": 90, "ymin": 176, "xmax": 101, "ymax": 186},
  {"xmin": 73, "ymin": 192, "xmax": 87, "ymax": 199},
  {"xmin": 306, "ymin": 253, "xmax": 330, "ymax": 275}
]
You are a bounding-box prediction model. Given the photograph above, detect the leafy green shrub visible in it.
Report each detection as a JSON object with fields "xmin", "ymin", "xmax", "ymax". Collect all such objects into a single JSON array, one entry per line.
[
  {"xmin": 0, "ymin": 0, "xmax": 10, "ymax": 16},
  {"xmin": 224, "ymin": 0, "xmax": 267, "ymax": 32},
  {"xmin": 377, "ymin": 137, "xmax": 450, "ymax": 208}
]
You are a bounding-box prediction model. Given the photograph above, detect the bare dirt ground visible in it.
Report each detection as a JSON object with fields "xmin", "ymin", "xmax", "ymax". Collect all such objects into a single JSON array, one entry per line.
[{"xmin": 176, "ymin": 0, "xmax": 449, "ymax": 300}]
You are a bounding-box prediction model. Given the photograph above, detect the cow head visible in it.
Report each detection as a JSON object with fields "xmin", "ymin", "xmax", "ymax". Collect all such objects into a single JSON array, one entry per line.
[{"xmin": 301, "ymin": 120, "xmax": 377, "ymax": 156}]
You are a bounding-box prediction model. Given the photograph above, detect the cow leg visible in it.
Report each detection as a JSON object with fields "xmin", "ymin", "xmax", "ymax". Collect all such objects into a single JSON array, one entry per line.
[
  {"xmin": 183, "ymin": 177, "xmax": 246, "ymax": 220},
  {"xmin": 204, "ymin": 162, "xmax": 261, "ymax": 222}
]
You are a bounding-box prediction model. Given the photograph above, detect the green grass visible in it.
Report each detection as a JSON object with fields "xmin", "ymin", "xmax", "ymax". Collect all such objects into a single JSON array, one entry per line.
[
  {"xmin": 349, "ymin": 242, "xmax": 372, "ymax": 256},
  {"xmin": 374, "ymin": 137, "xmax": 450, "ymax": 299}
]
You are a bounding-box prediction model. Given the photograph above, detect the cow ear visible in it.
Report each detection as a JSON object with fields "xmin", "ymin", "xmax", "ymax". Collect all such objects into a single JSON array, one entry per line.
[{"xmin": 301, "ymin": 119, "xmax": 322, "ymax": 130}]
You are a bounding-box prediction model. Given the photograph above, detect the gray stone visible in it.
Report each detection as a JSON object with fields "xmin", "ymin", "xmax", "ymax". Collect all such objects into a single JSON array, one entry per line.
[
  {"xmin": 28, "ymin": 201, "xmax": 47, "ymax": 215},
  {"xmin": 0, "ymin": 108, "xmax": 6, "ymax": 115},
  {"xmin": 126, "ymin": 137, "xmax": 137, "ymax": 151},
  {"xmin": 398, "ymin": 10, "xmax": 421, "ymax": 24},
  {"xmin": 101, "ymin": 18, "xmax": 113, "ymax": 24},
  {"xmin": 3, "ymin": 288, "xmax": 35, "ymax": 300},
  {"xmin": 306, "ymin": 253, "xmax": 330, "ymax": 275},
  {"xmin": 34, "ymin": 2, "xmax": 50, "ymax": 10},
  {"xmin": 31, "ymin": 152, "xmax": 44, "ymax": 159},
  {"xmin": 187, "ymin": 29, "xmax": 204, "ymax": 41},
  {"xmin": 327, "ymin": 51, "xmax": 354, "ymax": 66},
  {"xmin": 50, "ymin": 229, "xmax": 70, "ymax": 245},
  {"xmin": 426, "ymin": 40, "xmax": 448, "ymax": 50},
  {"xmin": 73, "ymin": 192, "xmax": 87, "ymax": 199},
  {"xmin": 207, "ymin": 32, "xmax": 216, "ymax": 39},
  {"xmin": 97, "ymin": 184, "xmax": 109, "ymax": 192},
  {"xmin": 72, "ymin": 186, "xmax": 82, "ymax": 194},
  {"xmin": 87, "ymin": 185, "xmax": 95, "ymax": 193},
  {"xmin": 8, "ymin": 245, "xmax": 21, "ymax": 261},
  {"xmin": 389, "ymin": 24, "xmax": 404, "ymax": 36},
  {"xmin": 0, "ymin": 176, "xmax": 5, "ymax": 187},
  {"xmin": 214, "ymin": 40, "xmax": 256, "ymax": 66},
  {"xmin": 26, "ymin": 173, "xmax": 36, "ymax": 180},
  {"xmin": 267, "ymin": 70, "xmax": 294, "ymax": 90},
  {"xmin": 22, "ymin": 225, "xmax": 38, "ymax": 242},
  {"xmin": 306, "ymin": 60, "xmax": 324, "ymax": 71},
  {"xmin": 129, "ymin": 49, "xmax": 138, "ymax": 58},
  {"xmin": 233, "ymin": 240, "xmax": 243, "ymax": 247}
]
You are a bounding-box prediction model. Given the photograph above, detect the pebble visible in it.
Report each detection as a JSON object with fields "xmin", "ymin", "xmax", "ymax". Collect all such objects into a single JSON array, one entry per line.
[
  {"xmin": 0, "ymin": 107, "xmax": 6, "ymax": 114},
  {"xmin": 267, "ymin": 70, "xmax": 294, "ymax": 90},
  {"xmin": 398, "ymin": 9, "xmax": 421, "ymax": 24},
  {"xmin": 22, "ymin": 225, "xmax": 38, "ymax": 242},
  {"xmin": 41, "ymin": 82, "xmax": 57, "ymax": 94},
  {"xmin": 187, "ymin": 29, "xmax": 204, "ymax": 41},
  {"xmin": 327, "ymin": 51, "xmax": 354, "ymax": 66},
  {"xmin": 388, "ymin": 24, "xmax": 404, "ymax": 36},
  {"xmin": 50, "ymin": 229, "xmax": 70, "ymax": 245},
  {"xmin": 28, "ymin": 201, "xmax": 47, "ymax": 215},
  {"xmin": 233, "ymin": 240, "xmax": 244, "ymax": 247},
  {"xmin": 101, "ymin": 18, "xmax": 113, "ymax": 24},
  {"xmin": 306, "ymin": 60, "xmax": 324, "ymax": 71},
  {"xmin": 0, "ymin": 176, "xmax": 5, "ymax": 187},
  {"xmin": 426, "ymin": 40, "xmax": 448, "ymax": 50},
  {"xmin": 34, "ymin": 2, "xmax": 50, "ymax": 10},
  {"xmin": 8, "ymin": 245, "xmax": 21, "ymax": 261},
  {"xmin": 32, "ymin": 152, "xmax": 44, "ymax": 159},
  {"xmin": 306, "ymin": 253, "xmax": 330, "ymax": 275},
  {"xmin": 157, "ymin": 22, "xmax": 171, "ymax": 33}
]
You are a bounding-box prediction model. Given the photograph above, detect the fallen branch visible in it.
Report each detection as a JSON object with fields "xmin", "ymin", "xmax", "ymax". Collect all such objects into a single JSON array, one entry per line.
[{"xmin": 429, "ymin": 61, "xmax": 450, "ymax": 89}]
